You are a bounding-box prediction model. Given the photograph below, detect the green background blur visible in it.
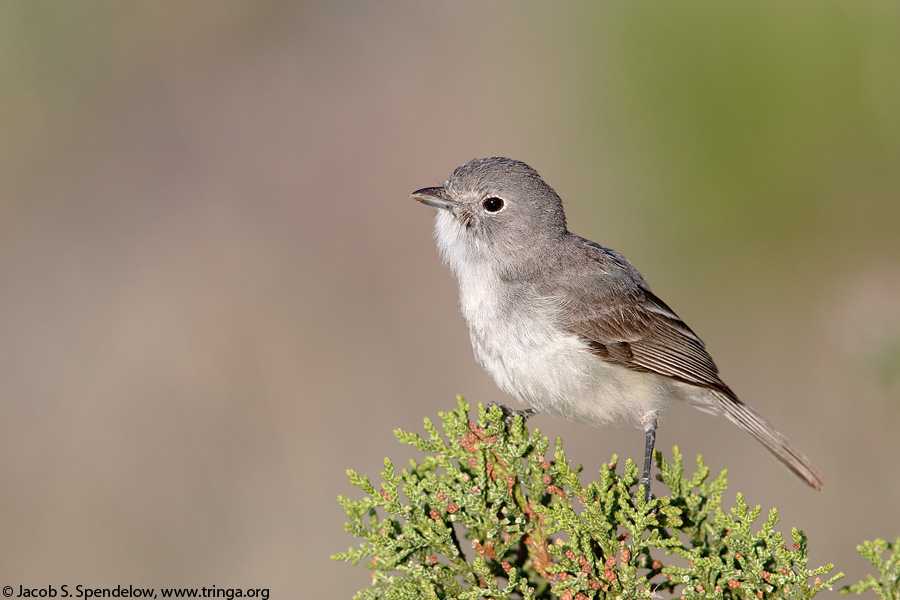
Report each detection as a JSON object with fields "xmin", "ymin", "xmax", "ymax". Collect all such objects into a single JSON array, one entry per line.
[{"xmin": 2, "ymin": 2, "xmax": 898, "ymax": 596}]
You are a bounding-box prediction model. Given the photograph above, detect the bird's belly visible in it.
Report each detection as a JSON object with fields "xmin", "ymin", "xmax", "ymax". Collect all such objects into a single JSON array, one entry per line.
[{"xmin": 467, "ymin": 315, "xmax": 672, "ymax": 428}]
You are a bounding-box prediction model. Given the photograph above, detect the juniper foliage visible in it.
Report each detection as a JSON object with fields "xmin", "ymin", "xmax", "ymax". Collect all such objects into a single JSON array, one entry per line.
[
  {"xmin": 333, "ymin": 397, "xmax": 841, "ymax": 599},
  {"xmin": 841, "ymin": 539, "xmax": 900, "ymax": 600}
]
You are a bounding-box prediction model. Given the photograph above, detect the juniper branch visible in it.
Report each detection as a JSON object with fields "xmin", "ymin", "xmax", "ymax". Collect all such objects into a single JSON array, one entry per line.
[{"xmin": 333, "ymin": 396, "xmax": 842, "ymax": 600}]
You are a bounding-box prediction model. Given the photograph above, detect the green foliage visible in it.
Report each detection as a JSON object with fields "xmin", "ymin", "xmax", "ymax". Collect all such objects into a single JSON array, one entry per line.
[
  {"xmin": 333, "ymin": 397, "xmax": 841, "ymax": 599},
  {"xmin": 841, "ymin": 539, "xmax": 900, "ymax": 600}
]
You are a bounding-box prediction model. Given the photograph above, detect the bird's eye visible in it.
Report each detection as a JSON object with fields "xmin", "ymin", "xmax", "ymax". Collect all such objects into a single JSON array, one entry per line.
[{"xmin": 482, "ymin": 197, "xmax": 505, "ymax": 213}]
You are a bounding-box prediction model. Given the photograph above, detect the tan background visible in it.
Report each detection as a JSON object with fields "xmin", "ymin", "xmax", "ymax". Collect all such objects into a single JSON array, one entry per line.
[{"xmin": 2, "ymin": 2, "xmax": 899, "ymax": 597}]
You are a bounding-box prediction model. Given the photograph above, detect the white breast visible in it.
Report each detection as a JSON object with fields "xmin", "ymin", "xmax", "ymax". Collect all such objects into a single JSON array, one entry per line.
[
  {"xmin": 434, "ymin": 210, "xmax": 673, "ymax": 428},
  {"xmin": 460, "ymin": 271, "xmax": 671, "ymax": 427}
]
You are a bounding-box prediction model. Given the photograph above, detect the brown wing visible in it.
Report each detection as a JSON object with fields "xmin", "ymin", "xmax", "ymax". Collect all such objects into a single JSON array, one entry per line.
[
  {"xmin": 557, "ymin": 240, "xmax": 737, "ymax": 399},
  {"xmin": 551, "ymin": 238, "xmax": 826, "ymax": 490}
]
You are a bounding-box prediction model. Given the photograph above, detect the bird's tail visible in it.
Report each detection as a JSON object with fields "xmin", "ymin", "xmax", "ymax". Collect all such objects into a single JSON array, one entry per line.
[{"xmin": 713, "ymin": 392, "xmax": 825, "ymax": 490}]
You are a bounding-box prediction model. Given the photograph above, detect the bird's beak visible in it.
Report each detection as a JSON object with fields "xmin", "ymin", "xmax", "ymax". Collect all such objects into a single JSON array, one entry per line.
[{"xmin": 410, "ymin": 186, "xmax": 456, "ymax": 211}]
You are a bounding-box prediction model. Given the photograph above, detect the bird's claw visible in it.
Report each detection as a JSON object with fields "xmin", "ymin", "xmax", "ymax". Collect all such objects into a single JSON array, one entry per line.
[
  {"xmin": 637, "ymin": 477, "xmax": 655, "ymax": 504},
  {"xmin": 486, "ymin": 402, "xmax": 538, "ymax": 428}
]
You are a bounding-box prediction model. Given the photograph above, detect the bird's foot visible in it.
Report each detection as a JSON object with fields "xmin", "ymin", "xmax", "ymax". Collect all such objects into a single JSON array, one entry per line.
[
  {"xmin": 636, "ymin": 477, "xmax": 655, "ymax": 505},
  {"xmin": 486, "ymin": 402, "xmax": 539, "ymax": 428}
]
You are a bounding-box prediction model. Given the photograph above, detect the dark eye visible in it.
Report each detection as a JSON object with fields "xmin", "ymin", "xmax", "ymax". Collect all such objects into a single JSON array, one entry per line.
[{"xmin": 482, "ymin": 197, "xmax": 504, "ymax": 213}]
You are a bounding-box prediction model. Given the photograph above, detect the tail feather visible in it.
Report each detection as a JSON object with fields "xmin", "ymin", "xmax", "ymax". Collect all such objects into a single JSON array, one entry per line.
[{"xmin": 713, "ymin": 392, "xmax": 825, "ymax": 490}]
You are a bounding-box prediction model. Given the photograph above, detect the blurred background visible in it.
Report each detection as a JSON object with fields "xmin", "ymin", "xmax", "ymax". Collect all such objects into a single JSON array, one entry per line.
[{"xmin": 1, "ymin": 1, "xmax": 898, "ymax": 596}]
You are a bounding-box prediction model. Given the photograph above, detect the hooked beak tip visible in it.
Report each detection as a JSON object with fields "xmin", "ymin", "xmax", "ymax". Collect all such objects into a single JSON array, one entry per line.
[{"xmin": 411, "ymin": 186, "xmax": 455, "ymax": 210}]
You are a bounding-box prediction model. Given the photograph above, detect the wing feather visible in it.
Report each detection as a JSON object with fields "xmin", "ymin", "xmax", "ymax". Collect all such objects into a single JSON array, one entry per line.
[{"xmin": 556, "ymin": 239, "xmax": 736, "ymax": 399}]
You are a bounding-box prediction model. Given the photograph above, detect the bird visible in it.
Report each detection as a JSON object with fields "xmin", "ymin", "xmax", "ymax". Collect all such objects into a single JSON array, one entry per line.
[{"xmin": 411, "ymin": 157, "xmax": 824, "ymax": 497}]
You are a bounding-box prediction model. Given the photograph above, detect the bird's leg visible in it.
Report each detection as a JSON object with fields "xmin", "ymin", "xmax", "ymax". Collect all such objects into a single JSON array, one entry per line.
[
  {"xmin": 486, "ymin": 402, "xmax": 539, "ymax": 427},
  {"xmin": 639, "ymin": 412, "xmax": 658, "ymax": 502}
]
